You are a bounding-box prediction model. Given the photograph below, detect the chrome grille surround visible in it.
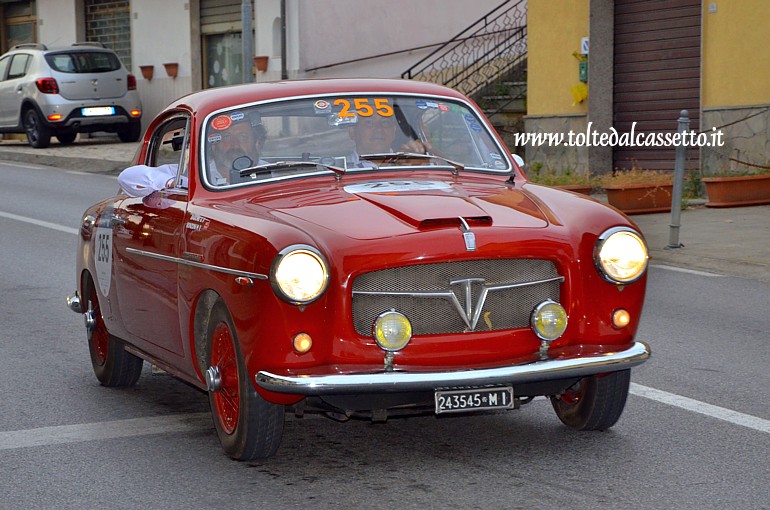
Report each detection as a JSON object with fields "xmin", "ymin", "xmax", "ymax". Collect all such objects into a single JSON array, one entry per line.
[{"xmin": 352, "ymin": 259, "xmax": 563, "ymax": 336}]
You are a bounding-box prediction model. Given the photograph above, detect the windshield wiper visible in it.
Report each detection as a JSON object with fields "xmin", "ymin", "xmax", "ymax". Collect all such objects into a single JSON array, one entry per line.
[
  {"xmin": 239, "ymin": 160, "xmax": 346, "ymax": 179},
  {"xmin": 359, "ymin": 152, "xmax": 465, "ymax": 174}
]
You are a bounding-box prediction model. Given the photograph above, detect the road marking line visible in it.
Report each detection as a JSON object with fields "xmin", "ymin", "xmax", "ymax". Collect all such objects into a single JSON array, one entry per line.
[
  {"xmin": 650, "ymin": 264, "xmax": 726, "ymax": 277},
  {"xmin": 630, "ymin": 383, "xmax": 770, "ymax": 434},
  {"xmin": 0, "ymin": 210, "xmax": 78, "ymax": 235},
  {"xmin": 0, "ymin": 413, "xmax": 211, "ymax": 451}
]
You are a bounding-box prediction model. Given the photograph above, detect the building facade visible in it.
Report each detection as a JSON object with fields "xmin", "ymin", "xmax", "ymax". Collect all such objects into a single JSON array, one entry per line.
[
  {"xmin": 525, "ymin": 0, "xmax": 770, "ymax": 176},
  {"xmin": 2, "ymin": 0, "xmax": 504, "ymax": 129}
]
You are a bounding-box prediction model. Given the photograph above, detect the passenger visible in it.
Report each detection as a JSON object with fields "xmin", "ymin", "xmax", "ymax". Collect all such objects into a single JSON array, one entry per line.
[{"xmin": 347, "ymin": 113, "xmax": 428, "ymax": 168}]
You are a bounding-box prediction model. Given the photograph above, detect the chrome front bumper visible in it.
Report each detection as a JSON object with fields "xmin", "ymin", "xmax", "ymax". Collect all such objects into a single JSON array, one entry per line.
[{"xmin": 256, "ymin": 341, "xmax": 651, "ymax": 395}]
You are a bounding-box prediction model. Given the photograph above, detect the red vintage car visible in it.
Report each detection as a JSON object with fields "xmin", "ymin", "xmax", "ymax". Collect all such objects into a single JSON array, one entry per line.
[{"xmin": 67, "ymin": 79, "xmax": 650, "ymax": 460}]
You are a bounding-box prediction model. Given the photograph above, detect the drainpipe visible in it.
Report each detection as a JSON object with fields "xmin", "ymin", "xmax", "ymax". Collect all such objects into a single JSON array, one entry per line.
[
  {"xmin": 242, "ymin": 0, "xmax": 254, "ymax": 83},
  {"xmin": 281, "ymin": 0, "xmax": 288, "ymax": 80}
]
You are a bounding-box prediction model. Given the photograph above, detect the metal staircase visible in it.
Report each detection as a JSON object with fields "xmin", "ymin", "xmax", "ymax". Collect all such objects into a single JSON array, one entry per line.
[{"xmin": 401, "ymin": 0, "xmax": 527, "ymax": 125}]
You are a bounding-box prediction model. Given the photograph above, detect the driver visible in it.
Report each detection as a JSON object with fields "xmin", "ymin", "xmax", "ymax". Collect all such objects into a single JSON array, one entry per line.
[{"xmin": 206, "ymin": 112, "xmax": 267, "ymax": 185}]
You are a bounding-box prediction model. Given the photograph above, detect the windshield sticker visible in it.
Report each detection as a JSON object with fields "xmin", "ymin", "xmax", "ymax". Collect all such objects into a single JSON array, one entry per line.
[
  {"xmin": 489, "ymin": 152, "xmax": 502, "ymax": 160},
  {"xmin": 494, "ymin": 159, "xmax": 507, "ymax": 169},
  {"xmin": 344, "ymin": 180, "xmax": 452, "ymax": 194},
  {"xmin": 207, "ymin": 134, "xmax": 222, "ymax": 143},
  {"xmin": 333, "ymin": 98, "xmax": 394, "ymax": 118},
  {"xmin": 230, "ymin": 112, "xmax": 245, "ymax": 122},
  {"xmin": 415, "ymin": 100, "xmax": 428, "ymax": 109},
  {"xmin": 314, "ymin": 99, "xmax": 331, "ymax": 114},
  {"xmin": 211, "ymin": 114, "xmax": 232, "ymax": 130},
  {"xmin": 438, "ymin": 104, "xmax": 449, "ymax": 112},
  {"xmin": 94, "ymin": 206, "xmax": 113, "ymax": 297}
]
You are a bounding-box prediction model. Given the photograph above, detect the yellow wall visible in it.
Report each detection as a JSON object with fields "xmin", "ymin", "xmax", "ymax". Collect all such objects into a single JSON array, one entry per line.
[
  {"xmin": 527, "ymin": 0, "xmax": 589, "ymax": 115},
  {"xmin": 702, "ymin": 0, "xmax": 770, "ymax": 107}
]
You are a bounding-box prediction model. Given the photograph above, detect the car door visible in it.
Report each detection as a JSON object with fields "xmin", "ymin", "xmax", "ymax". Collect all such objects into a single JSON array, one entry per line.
[
  {"xmin": 0, "ymin": 54, "xmax": 29, "ymax": 127},
  {"xmin": 111, "ymin": 114, "xmax": 191, "ymax": 356}
]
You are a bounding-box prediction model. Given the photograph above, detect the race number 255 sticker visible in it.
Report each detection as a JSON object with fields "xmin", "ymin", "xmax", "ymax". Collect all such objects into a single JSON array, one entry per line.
[
  {"xmin": 94, "ymin": 210, "xmax": 113, "ymax": 297},
  {"xmin": 333, "ymin": 98, "xmax": 394, "ymax": 118}
]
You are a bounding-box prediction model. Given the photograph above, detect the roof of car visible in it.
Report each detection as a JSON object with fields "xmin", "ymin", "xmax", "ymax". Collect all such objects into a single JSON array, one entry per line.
[{"xmin": 166, "ymin": 78, "xmax": 470, "ymax": 120}]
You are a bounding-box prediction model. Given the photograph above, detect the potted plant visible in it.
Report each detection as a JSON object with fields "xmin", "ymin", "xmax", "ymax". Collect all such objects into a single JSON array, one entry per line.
[
  {"xmin": 702, "ymin": 168, "xmax": 770, "ymax": 208},
  {"xmin": 525, "ymin": 163, "xmax": 593, "ymax": 195},
  {"xmin": 597, "ymin": 168, "xmax": 674, "ymax": 214}
]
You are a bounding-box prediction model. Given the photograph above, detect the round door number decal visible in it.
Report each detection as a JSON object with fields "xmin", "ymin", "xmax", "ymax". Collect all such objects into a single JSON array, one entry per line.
[{"xmin": 94, "ymin": 208, "xmax": 113, "ymax": 297}]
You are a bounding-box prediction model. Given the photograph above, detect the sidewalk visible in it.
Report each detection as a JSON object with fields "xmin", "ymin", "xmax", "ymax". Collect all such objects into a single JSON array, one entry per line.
[{"xmin": 2, "ymin": 137, "xmax": 768, "ymax": 283}]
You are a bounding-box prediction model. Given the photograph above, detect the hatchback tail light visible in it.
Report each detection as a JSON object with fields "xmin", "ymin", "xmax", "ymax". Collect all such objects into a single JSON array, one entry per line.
[
  {"xmin": 127, "ymin": 74, "xmax": 137, "ymax": 91},
  {"xmin": 35, "ymin": 78, "xmax": 59, "ymax": 94}
]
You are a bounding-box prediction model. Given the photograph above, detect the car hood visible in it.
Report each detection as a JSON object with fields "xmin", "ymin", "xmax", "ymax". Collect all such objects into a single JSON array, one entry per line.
[{"xmin": 253, "ymin": 178, "xmax": 549, "ymax": 241}]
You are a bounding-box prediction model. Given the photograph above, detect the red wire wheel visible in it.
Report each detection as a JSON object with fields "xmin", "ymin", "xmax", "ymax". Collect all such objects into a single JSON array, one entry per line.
[
  {"xmin": 205, "ymin": 300, "xmax": 284, "ymax": 460},
  {"xmin": 84, "ymin": 276, "xmax": 143, "ymax": 387},
  {"xmin": 210, "ymin": 322, "xmax": 240, "ymax": 435},
  {"xmin": 550, "ymin": 370, "xmax": 631, "ymax": 431}
]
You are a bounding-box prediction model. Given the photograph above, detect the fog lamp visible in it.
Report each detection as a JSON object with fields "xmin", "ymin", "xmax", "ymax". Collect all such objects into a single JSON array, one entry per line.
[
  {"xmin": 293, "ymin": 333, "xmax": 312, "ymax": 353},
  {"xmin": 531, "ymin": 300, "xmax": 568, "ymax": 342},
  {"xmin": 612, "ymin": 309, "xmax": 631, "ymax": 328},
  {"xmin": 373, "ymin": 311, "xmax": 412, "ymax": 352}
]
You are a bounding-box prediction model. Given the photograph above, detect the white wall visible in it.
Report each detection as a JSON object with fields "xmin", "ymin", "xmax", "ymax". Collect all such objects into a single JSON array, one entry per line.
[
  {"xmin": 37, "ymin": 0, "xmax": 78, "ymax": 47},
  {"xmin": 131, "ymin": 0, "xmax": 194, "ymax": 126},
  {"xmin": 295, "ymin": 0, "xmax": 506, "ymax": 79}
]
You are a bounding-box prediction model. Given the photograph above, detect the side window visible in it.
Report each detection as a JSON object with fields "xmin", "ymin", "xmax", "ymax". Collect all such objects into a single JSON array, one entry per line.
[
  {"xmin": 0, "ymin": 56, "xmax": 9, "ymax": 81},
  {"xmin": 147, "ymin": 115, "xmax": 190, "ymax": 189},
  {"xmin": 7, "ymin": 54, "xmax": 31, "ymax": 80}
]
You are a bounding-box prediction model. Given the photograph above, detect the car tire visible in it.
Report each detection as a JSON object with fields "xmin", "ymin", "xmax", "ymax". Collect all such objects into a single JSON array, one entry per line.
[
  {"xmin": 118, "ymin": 122, "xmax": 142, "ymax": 143},
  {"xmin": 206, "ymin": 301, "xmax": 284, "ymax": 460},
  {"xmin": 550, "ymin": 370, "xmax": 630, "ymax": 431},
  {"xmin": 84, "ymin": 276, "xmax": 143, "ymax": 387},
  {"xmin": 23, "ymin": 108, "xmax": 52, "ymax": 148},
  {"xmin": 56, "ymin": 132, "xmax": 77, "ymax": 145}
]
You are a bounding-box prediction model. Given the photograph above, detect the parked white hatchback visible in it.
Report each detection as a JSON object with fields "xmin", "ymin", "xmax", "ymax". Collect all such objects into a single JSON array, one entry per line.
[{"xmin": 0, "ymin": 42, "xmax": 142, "ymax": 148}]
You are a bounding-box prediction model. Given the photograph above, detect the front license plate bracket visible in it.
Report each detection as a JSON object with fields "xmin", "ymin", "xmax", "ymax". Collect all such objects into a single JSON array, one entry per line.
[{"xmin": 435, "ymin": 386, "xmax": 514, "ymax": 415}]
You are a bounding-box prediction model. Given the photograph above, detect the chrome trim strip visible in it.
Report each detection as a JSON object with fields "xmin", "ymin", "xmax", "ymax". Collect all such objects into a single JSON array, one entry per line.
[
  {"xmin": 353, "ymin": 275, "xmax": 565, "ymax": 331},
  {"xmin": 256, "ymin": 341, "xmax": 651, "ymax": 395},
  {"xmin": 125, "ymin": 247, "xmax": 268, "ymax": 280}
]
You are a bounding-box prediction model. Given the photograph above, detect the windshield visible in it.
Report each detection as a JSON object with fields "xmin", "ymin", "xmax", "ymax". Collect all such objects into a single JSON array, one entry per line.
[{"xmin": 200, "ymin": 94, "xmax": 511, "ymax": 188}]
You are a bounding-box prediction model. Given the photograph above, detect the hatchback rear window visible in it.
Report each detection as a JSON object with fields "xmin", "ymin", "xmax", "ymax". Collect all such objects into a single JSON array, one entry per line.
[{"xmin": 45, "ymin": 51, "xmax": 122, "ymax": 73}]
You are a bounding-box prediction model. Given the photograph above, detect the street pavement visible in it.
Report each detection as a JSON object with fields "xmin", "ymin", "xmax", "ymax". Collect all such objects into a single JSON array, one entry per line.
[{"xmin": 2, "ymin": 135, "xmax": 768, "ymax": 283}]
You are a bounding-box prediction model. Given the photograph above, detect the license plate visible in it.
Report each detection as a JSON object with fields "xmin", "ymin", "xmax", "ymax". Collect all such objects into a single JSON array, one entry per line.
[
  {"xmin": 435, "ymin": 386, "xmax": 514, "ymax": 414},
  {"xmin": 82, "ymin": 107, "xmax": 115, "ymax": 116}
]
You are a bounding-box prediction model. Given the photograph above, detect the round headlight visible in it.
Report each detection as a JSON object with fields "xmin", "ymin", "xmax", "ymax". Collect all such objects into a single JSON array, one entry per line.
[
  {"xmin": 595, "ymin": 228, "xmax": 648, "ymax": 284},
  {"xmin": 531, "ymin": 300, "xmax": 568, "ymax": 342},
  {"xmin": 373, "ymin": 311, "xmax": 412, "ymax": 352},
  {"xmin": 271, "ymin": 245, "xmax": 329, "ymax": 304}
]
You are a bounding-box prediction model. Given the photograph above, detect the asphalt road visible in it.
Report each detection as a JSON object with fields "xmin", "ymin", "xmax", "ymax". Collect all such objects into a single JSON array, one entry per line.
[{"xmin": 1, "ymin": 160, "xmax": 768, "ymax": 509}]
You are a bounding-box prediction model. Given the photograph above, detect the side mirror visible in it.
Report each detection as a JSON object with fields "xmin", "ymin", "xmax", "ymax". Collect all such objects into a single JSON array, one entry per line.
[{"xmin": 512, "ymin": 153, "xmax": 525, "ymax": 169}]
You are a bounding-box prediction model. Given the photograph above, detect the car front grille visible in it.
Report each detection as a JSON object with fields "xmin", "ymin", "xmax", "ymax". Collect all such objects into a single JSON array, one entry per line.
[{"xmin": 352, "ymin": 259, "xmax": 563, "ymax": 336}]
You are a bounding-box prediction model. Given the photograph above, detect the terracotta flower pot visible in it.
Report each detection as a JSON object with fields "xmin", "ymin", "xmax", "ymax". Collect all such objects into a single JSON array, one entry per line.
[
  {"xmin": 253, "ymin": 56, "xmax": 269, "ymax": 72},
  {"xmin": 139, "ymin": 65, "xmax": 154, "ymax": 81},
  {"xmin": 703, "ymin": 174, "xmax": 770, "ymax": 208},
  {"xmin": 604, "ymin": 182, "xmax": 673, "ymax": 214},
  {"xmin": 163, "ymin": 62, "xmax": 179, "ymax": 78}
]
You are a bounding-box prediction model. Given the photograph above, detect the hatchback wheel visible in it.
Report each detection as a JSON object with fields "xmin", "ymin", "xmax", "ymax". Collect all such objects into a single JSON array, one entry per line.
[
  {"xmin": 56, "ymin": 132, "xmax": 77, "ymax": 145},
  {"xmin": 23, "ymin": 108, "xmax": 52, "ymax": 148},
  {"xmin": 118, "ymin": 122, "xmax": 142, "ymax": 143}
]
